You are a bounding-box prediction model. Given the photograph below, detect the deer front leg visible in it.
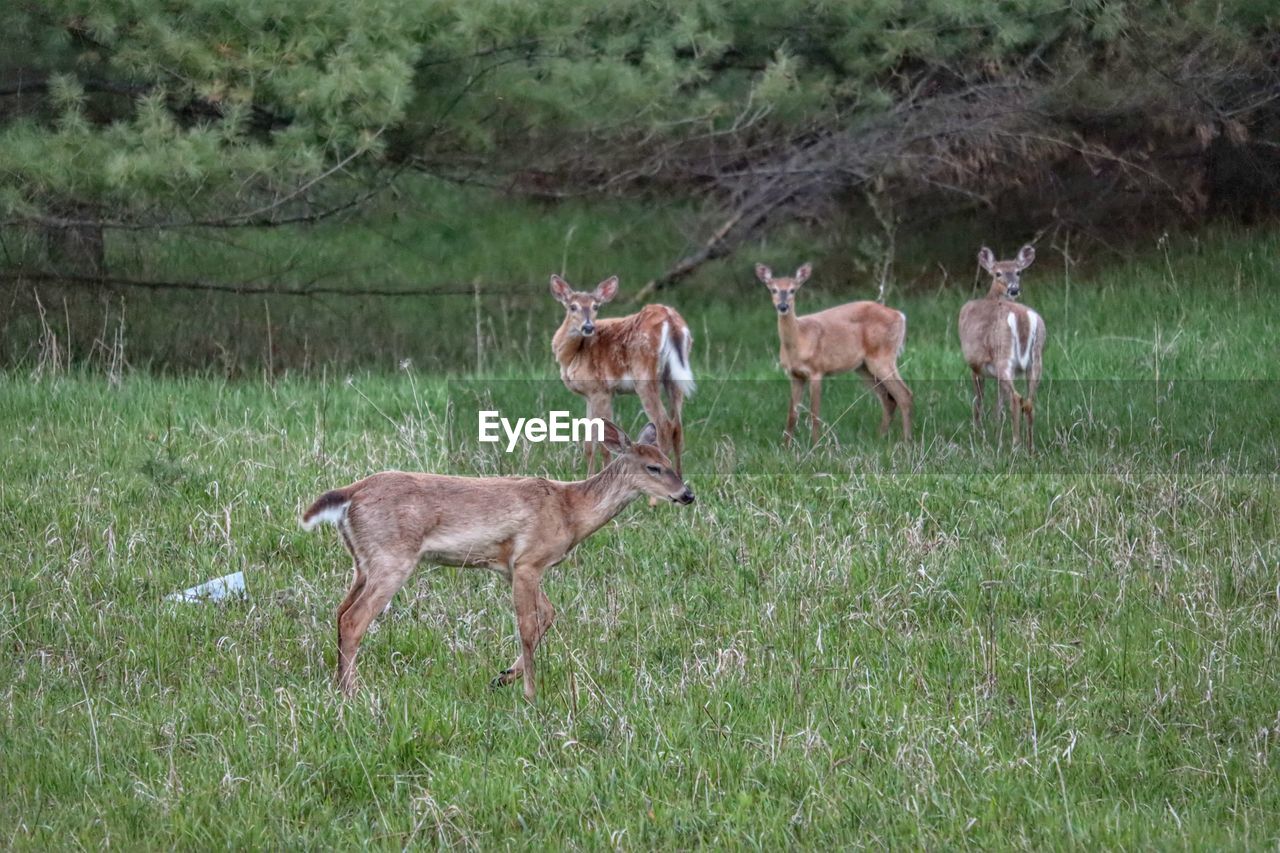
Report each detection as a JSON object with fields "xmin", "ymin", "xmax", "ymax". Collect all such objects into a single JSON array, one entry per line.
[
  {"xmin": 492, "ymin": 586, "xmax": 555, "ymax": 690},
  {"xmin": 784, "ymin": 375, "xmax": 804, "ymax": 444},
  {"xmin": 809, "ymin": 375, "xmax": 824, "ymax": 445},
  {"xmin": 510, "ymin": 570, "xmax": 545, "ymax": 701}
]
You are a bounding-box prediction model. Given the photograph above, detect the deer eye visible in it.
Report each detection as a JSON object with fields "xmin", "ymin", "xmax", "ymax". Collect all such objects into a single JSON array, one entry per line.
[{"xmin": 645, "ymin": 464, "xmax": 662, "ymax": 475}]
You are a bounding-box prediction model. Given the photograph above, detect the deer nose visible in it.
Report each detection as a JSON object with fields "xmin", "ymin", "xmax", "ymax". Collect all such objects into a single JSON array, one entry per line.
[
  {"xmin": 1007, "ymin": 286, "xmax": 1020, "ymax": 297},
  {"xmin": 677, "ymin": 488, "xmax": 695, "ymax": 505},
  {"xmin": 581, "ymin": 323, "xmax": 595, "ymax": 335},
  {"xmin": 777, "ymin": 304, "xmax": 789, "ymax": 314}
]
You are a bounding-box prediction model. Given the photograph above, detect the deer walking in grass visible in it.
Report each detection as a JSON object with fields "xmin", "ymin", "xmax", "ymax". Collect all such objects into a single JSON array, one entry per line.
[
  {"xmin": 550, "ymin": 275, "xmax": 694, "ymax": 476},
  {"xmin": 301, "ymin": 421, "xmax": 694, "ymax": 702},
  {"xmin": 756, "ymin": 262, "xmax": 913, "ymax": 444},
  {"xmin": 959, "ymin": 244, "xmax": 1046, "ymax": 450}
]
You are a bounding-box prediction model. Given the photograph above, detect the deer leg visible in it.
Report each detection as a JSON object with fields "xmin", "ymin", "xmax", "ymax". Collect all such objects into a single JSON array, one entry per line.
[
  {"xmin": 784, "ymin": 376, "xmax": 804, "ymax": 444},
  {"xmin": 667, "ymin": 386, "xmax": 686, "ymax": 477},
  {"xmin": 493, "ymin": 587, "xmax": 555, "ymax": 689},
  {"xmin": 971, "ymin": 370, "xmax": 985, "ymax": 430},
  {"xmin": 1025, "ymin": 355, "xmax": 1043, "ymax": 453},
  {"xmin": 809, "ymin": 375, "xmax": 824, "ymax": 445},
  {"xmin": 867, "ymin": 359, "xmax": 913, "ymax": 442},
  {"xmin": 999, "ymin": 377, "xmax": 1022, "ymax": 446},
  {"xmin": 585, "ymin": 394, "xmax": 613, "ymax": 474},
  {"xmin": 859, "ymin": 367, "xmax": 895, "ymax": 436},
  {"xmin": 336, "ymin": 554, "xmax": 414, "ymax": 697},
  {"xmin": 636, "ymin": 380, "xmax": 672, "ymax": 459},
  {"xmin": 510, "ymin": 569, "xmax": 546, "ymax": 701}
]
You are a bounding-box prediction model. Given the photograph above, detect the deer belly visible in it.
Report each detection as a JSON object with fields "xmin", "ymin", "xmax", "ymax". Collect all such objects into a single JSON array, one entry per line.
[{"xmin": 418, "ymin": 531, "xmax": 511, "ymax": 569}]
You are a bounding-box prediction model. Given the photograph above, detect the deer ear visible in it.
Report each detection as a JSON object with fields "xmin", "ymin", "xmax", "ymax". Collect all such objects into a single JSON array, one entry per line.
[
  {"xmin": 550, "ymin": 275, "xmax": 573, "ymax": 304},
  {"xmin": 755, "ymin": 264, "xmax": 773, "ymax": 284},
  {"xmin": 593, "ymin": 276, "xmax": 619, "ymax": 303},
  {"xmin": 977, "ymin": 247, "xmax": 995, "ymax": 273},
  {"xmin": 598, "ymin": 419, "xmax": 632, "ymax": 456},
  {"xmin": 1016, "ymin": 244, "xmax": 1036, "ymax": 270},
  {"xmin": 794, "ymin": 262, "xmax": 812, "ymax": 286},
  {"xmin": 636, "ymin": 422, "xmax": 659, "ymax": 447}
]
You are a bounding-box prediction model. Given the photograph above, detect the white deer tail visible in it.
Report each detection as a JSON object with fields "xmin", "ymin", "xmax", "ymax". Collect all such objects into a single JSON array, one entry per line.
[{"xmin": 659, "ymin": 321, "xmax": 696, "ymax": 398}]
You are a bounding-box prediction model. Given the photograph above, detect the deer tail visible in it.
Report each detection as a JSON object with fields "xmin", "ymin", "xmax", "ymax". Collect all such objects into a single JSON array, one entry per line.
[
  {"xmin": 301, "ymin": 487, "xmax": 353, "ymax": 531},
  {"xmin": 660, "ymin": 319, "xmax": 696, "ymax": 398}
]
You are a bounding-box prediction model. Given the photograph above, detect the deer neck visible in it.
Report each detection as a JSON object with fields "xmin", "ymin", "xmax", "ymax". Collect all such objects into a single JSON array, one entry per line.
[
  {"xmin": 776, "ymin": 309, "xmax": 802, "ymax": 357},
  {"xmin": 563, "ymin": 462, "xmax": 640, "ymax": 543},
  {"xmin": 552, "ymin": 317, "xmax": 590, "ymax": 366}
]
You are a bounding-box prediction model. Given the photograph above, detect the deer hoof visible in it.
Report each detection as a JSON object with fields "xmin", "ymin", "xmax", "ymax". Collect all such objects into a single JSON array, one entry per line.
[{"xmin": 490, "ymin": 669, "xmax": 516, "ymax": 689}]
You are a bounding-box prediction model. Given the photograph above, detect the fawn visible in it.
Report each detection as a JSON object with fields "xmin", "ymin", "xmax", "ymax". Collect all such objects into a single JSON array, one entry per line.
[
  {"xmin": 756, "ymin": 262, "xmax": 913, "ymax": 444},
  {"xmin": 301, "ymin": 421, "xmax": 694, "ymax": 702},
  {"xmin": 958, "ymin": 244, "xmax": 1046, "ymax": 449},
  {"xmin": 550, "ymin": 275, "xmax": 694, "ymax": 476}
]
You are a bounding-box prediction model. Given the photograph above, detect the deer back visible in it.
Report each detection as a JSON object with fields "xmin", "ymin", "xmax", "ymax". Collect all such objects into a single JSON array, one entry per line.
[{"xmin": 782, "ymin": 300, "xmax": 905, "ymax": 376}]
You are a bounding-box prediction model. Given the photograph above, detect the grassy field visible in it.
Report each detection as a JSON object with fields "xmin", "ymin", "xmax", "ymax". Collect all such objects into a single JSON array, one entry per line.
[{"xmin": 2, "ymin": 218, "xmax": 1279, "ymax": 847}]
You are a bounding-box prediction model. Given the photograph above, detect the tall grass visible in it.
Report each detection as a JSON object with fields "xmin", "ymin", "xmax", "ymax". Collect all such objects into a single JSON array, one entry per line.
[{"xmin": 1, "ymin": 194, "xmax": 1278, "ymax": 847}]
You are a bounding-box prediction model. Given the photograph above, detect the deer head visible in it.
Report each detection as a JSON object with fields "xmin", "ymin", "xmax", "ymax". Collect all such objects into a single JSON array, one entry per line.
[
  {"xmin": 755, "ymin": 262, "xmax": 812, "ymax": 315},
  {"xmin": 599, "ymin": 420, "xmax": 694, "ymax": 504},
  {"xmin": 977, "ymin": 245, "xmax": 1035, "ymax": 299},
  {"xmin": 550, "ymin": 274, "xmax": 619, "ymax": 338}
]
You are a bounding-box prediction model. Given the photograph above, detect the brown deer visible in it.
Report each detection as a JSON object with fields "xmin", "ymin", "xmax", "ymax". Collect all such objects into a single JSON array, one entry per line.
[
  {"xmin": 958, "ymin": 244, "xmax": 1046, "ymax": 449},
  {"xmin": 755, "ymin": 262, "xmax": 913, "ymax": 444},
  {"xmin": 301, "ymin": 420, "xmax": 694, "ymax": 702},
  {"xmin": 550, "ymin": 275, "xmax": 694, "ymax": 475}
]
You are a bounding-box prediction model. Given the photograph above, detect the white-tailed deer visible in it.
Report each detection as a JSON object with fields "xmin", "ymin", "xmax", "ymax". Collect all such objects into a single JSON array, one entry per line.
[
  {"xmin": 550, "ymin": 275, "xmax": 694, "ymax": 476},
  {"xmin": 755, "ymin": 262, "xmax": 913, "ymax": 444},
  {"xmin": 959, "ymin": 244, "xmax": 1046, "ymax": 449},
  {"xmin": 301, "ymin": 421, "xmax": 694, "ymax": 702}
]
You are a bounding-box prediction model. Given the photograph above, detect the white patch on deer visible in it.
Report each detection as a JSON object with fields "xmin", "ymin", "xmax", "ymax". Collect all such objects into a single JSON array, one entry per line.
[
  {"xmin": 659, "ymin": 320, "xmax": 696, "ymax": 396},
  {"xmin": 1007, "ymin": 311, "xmax": 1036, "ymax": 373},
  {"xmin": 897, "ymin": 311, "xmax": 907, "ymax": 357},
  {"xmin": 301, "ymin": 500, "xmax": 348, "ymax": 531}
]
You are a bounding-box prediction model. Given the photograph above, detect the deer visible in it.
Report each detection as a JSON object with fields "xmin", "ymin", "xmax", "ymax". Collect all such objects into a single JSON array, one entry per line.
[
  {"xmin": 550, "ymin": 274, "xmax": 694, "ymax": 476},
  {"xmin": 958, "ymin": 244, "xmax": 1046, "ymax": 450},
  {"xmin": 300, "ymin": 420, "xmax": 694, "ymax": 702},
  {"xmin": 755, "ymin": 262, "xmax": 913, "ymax": 444}
]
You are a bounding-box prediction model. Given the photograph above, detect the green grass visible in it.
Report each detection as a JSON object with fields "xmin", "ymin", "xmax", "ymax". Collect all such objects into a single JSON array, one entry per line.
[{"xmin": 2, "ymin": 212, "xmax": 1279, "ymax": 847}]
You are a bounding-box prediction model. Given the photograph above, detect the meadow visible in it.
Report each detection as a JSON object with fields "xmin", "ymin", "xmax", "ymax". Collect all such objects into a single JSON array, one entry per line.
[{"xmin": 2, "ymin": 201, "xmax": 1279, "ymax": 847}]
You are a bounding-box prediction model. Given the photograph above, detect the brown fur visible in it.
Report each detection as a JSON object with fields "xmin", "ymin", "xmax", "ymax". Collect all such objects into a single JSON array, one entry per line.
[
  {"xmin": 550, "ymin": 275, "xmax": 693, "ymax": 475},
  {"xmin": 756, "ymin": 262, "xmax": 913, "ymax": 444},
  {"xmin": 958, "ymin": 244, "xmax": 1047, "ymax": 449},
  {"xmin": 301, "ymin": 421, "xmax": 694, "ymax": 701}
]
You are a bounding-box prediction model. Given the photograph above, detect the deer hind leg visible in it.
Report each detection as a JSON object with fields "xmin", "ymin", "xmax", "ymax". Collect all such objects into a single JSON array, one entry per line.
[
  {"xmin": 1024, "ymin": 351, "xmax": 1043, "ymax": 453},
  {"xmin": 666, "ymin": 384, "xmax": 686, "ymax": 477},
  {"xmin": 998, "ymin": 376, "xmax": 1023, "ymax": 447},
  {"xmin": 867, "ymin": 357, "xmax": 913, "ymax": 442},
  {"xmin": 971, "ymin": 369, "xmax": 986, "ymax": 430},
  {"xmin": 859, "ymin": 366, "xmax": 895, "ymax": 436},
  {"xmin": 336, "ymin": 552, "xmax": 415, "ymax": 697},
  {"xmin": 584, "ymin": 394, "xmax": 614, "ymax": 475},
  {"xmin": 493, "ymin": 586, "xmax": 555, "ymax": 690},
  {"xmin": 636, "ymin": 379, "xmax": 673, "ymax": 459},
  {"xmin": 808, "ymin": 375, "xmax": 824, "ymax": 445}
]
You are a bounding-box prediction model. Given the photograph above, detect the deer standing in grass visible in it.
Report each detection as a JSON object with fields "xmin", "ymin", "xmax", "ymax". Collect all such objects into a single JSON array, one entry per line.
[
  {"xmin": 550, "ymin": 275, "xmax": 694, "ymax": 476},
  {"xmin": 958, "ymin": 244, "xmax": 1046, "ymax": 449},
  {"xmin": 756, "ymin": 262, "xmax": 913, "ymax": 444},
  {"xmin": 301, "ymin": 421, "xmax": 694, "ymax": 702}
]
